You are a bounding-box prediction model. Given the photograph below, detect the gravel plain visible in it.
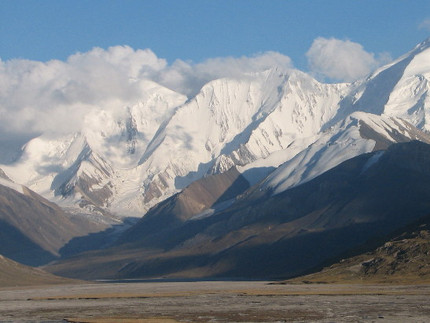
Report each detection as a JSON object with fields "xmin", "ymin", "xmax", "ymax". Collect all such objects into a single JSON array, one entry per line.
[{"xmin": 0, "ymin": 281, "xmax": 429, "ymax": 322}]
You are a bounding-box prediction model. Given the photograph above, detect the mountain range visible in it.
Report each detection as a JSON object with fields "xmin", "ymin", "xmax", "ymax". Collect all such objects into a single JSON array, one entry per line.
[
  {"xmin": 45, "ymin": 140, "xmax": 430, "ymax": 279},
  {"xmin": 1, "ymin": 39, "xmax": 429, "ymax": 221},
  {"xmin": 1, "ymin": 38, "xmax": 430, "ymax": 281}
]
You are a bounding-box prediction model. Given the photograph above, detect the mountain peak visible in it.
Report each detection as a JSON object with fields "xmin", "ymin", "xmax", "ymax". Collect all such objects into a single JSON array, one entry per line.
[{"xmin": 1, "ymin": 39, "xmax": 430, "ymax": 218}]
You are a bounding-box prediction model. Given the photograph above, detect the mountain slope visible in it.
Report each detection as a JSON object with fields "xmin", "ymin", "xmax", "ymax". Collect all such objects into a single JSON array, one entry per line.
[
  {"xmin": 0, "ymin": 254, "xmax": 77, "ymax": 287},
  {"xmin": 115, "ymin": 167, "xmax": 250, "ymax": 246},
  {"xmin": 132, "ymin": 69, "xmax": 348, "ymax": 213},
  {"xmin": 262, "ymin": 111, "xmax": 430, "ymax": 195},
  {"xmin": 1, "ymin": 81, "xmax": 187, "ymax": 217},
  {"xmin": 46, "ymin": 141, "xmax": 430, "ymax": 280},
  {"xmin": 327, "ymin": 38, "xmax": 430, "ymax": 130},
  {"xmin": 287, "ymin": 214, "xmax": 430, "ymax": 284},
  {"xmin": 1, "ymin": 68, "xmax": 345, "ymax": 217},
  {"xmin": 118, "ymin": 112, "xmax": 430, "ymax": 245},
  {"xmin": 0, "ymin": 178, "xmax": 106, "ymax": 266}
]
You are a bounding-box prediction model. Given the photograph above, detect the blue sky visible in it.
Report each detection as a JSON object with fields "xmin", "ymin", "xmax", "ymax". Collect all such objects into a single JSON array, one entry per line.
[
  {"xmin": 0, "ymin": 0, "xmax": 430, "ymax": 148},
  {"xmin": 1, "ymin": 0, "xmax": 429, "ymax": 71}
]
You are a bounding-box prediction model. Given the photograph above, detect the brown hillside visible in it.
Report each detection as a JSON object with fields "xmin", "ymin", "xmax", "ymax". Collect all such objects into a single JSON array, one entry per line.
[
  {"xmin": 0, "ymin": 254, "xmax": 78, "ymax": 287},
  {"xmin": 287, "ymin": 216, "xmax": 430, "ymax": 284}
]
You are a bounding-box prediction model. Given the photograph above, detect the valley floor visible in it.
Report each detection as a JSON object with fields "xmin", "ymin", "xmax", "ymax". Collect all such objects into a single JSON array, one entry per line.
[{"xmin": 1, "ymin": 281, "xmax": 430, "ymax": 322}]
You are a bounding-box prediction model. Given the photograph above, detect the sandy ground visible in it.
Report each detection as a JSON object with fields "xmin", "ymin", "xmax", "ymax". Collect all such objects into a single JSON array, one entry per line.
[{"xmin": 0, "ymin": 281, "xmax": 429, "ymax": 322}]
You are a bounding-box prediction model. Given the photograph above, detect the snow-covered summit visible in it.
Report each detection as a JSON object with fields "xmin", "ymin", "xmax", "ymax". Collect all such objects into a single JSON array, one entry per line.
[
  {"xmin": 325, "ymin": 37, "xmax": 430, "ymax": 131},
  {"xmin": 2, "ymin": 39, "xmax": 430, "ymax": 219}
]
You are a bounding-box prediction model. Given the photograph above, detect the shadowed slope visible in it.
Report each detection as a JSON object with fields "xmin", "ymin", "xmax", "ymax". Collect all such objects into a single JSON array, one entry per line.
[
  {"xmin": 287, "ymin": 214, "xmax": 430, "ymax": 284},
  {"xmin": 118, "ymin": 167, "xmax": 249, "ymax": 245},
  {"xmin": 0, "ymin": 183, "xmax": 106, "ymax": 266},
  {"xmin": 46, "ymin": 141, "xmax": 430, "ymax": 280}
]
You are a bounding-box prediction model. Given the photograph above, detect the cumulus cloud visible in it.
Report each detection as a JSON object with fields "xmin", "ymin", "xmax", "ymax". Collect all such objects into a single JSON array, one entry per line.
[
  {"xmin": 0, "ymin": 46, "xmax": 292, "ymax": 139},
  {"xmin": 419, "ymin": 18, "xmax": 430, "ymax": 31},
  {"xmin": 0, "ymin": 46, "xmax": 167, "ymax": 137},
  {"xmin": 306, "ymin": 37, "xmax": 392, "ymax": 82}
]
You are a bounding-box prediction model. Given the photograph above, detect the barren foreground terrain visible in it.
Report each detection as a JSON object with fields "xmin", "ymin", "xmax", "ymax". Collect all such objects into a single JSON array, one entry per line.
[{"xmin": 0, "ymin": 281, "xmax": 429, "ymax": 322}]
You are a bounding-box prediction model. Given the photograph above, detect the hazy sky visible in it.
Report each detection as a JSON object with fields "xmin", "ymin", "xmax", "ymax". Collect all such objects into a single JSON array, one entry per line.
[{"xmin": 1, "ymin": 0, "xmax": 429, "ymax": 70}]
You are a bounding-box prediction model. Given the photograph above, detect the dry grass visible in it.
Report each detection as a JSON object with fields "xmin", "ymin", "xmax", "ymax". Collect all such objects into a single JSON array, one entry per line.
[
  {"xmin": 289, "ymin": 276, "xmax": 430, "ymax": 285},
  {"xmin": 30, "ymin": 285, "xmax": 430, "ymax": 302}
]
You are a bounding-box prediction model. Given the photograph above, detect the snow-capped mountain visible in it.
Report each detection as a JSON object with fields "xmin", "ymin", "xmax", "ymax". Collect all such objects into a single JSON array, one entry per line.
[
  {"xmin": 109, "ymin": 112, "xmax": 430, "ymax": 249},
  {"xmin": 1, "ymin": 80, "xmax": 187, "ymax": 217},
  {"xmin": 1, "ymin": 38, "xmax": 430, "ymax": 219},
  {"xmin": 262, "ymin": 112, "xmax": 430, "ymax": 195},
  {"xmin": 327, "ymin": 38, "xmax": 430, "ymax": 131}
]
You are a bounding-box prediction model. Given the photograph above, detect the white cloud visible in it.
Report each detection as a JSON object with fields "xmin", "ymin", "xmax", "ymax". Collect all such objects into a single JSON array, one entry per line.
[
  {"xmin": 0, "ymin": 46, "xmax": 293, "ymax": 139},
  {"xmin": 156, "ymin": 51, "xmax": 293, "ymax": 96},
  {"xmin": 419, "ymin": 18, "xmax": 430, "ymax": 31},
  {"xmin": 0, "ymin": 46, "xmax": 166, "ymax": 137},
  {"xmin": 306, "ymin": 37, "xmax": 392, "ymax": 82}
]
